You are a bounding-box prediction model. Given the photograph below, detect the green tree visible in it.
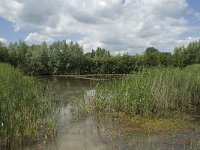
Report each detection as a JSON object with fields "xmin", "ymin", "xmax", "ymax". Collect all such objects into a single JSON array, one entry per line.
[
  {"xmin": 143, "ymin": 47, "xmax": 160, "ymax": 67},
  {"xmin": 0, "ymin": 42, "xmax": 8, "ymax": 63}
]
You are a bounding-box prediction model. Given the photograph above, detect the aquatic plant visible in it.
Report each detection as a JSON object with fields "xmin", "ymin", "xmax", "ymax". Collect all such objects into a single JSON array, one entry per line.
[
  {"xmin": 0, "ymin": 63, "xmax": 56, "ymax": 149},
  {"xmin": 93, "ymin": 65, "xmax": 200, "ymax": 116}
]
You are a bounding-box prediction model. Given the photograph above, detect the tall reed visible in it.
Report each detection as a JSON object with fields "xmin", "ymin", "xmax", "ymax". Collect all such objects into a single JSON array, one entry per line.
[
  {"xmin": 0, "ymin": 63, "xmax": 56, "ymax": 148},
  {"xmin": 94, "ymin": 65, "xmax": 200, "ymax": 116}
]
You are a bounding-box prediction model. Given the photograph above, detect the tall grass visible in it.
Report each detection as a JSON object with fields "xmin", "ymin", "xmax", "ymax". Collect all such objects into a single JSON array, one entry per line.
[
  {"xmin": 94, "ymin": 65, "xmax": 200, "ymax": 116},
  {"xmin": 0, "ymin": 63, "xmax": 56, "ymax": 148}
]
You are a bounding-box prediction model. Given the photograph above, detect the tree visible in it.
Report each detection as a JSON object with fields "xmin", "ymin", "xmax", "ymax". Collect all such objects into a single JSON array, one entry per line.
[
  {"xmin": 143, "ymin": 47, "xmax": 160, "ymax": 67},
  {"xmin": 0, "ymin": 42, "xmax": 8, "ymax": 63},
  {"xmin": 7, "ymin": 42, "xmax": 18, "ymax": 66}
]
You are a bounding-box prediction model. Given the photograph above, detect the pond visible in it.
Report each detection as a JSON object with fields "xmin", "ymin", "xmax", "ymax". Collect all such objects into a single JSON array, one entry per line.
[{"xmin": 19, "ymin": 76, "xmax": 200, "ymax": 150}]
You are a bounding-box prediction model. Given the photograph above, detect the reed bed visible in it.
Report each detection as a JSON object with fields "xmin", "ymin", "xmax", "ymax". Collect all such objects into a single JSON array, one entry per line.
[
  {"xmin": 94, "ymin": 65, "xmax": 200, "ymax": 117},
  {"xmin": 0, "ymin": 63, "xmax": 56, "ymax": 149}
]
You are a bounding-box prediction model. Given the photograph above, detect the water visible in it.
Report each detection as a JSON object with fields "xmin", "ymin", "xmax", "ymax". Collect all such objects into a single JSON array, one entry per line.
[{"xmin": 19, "ymin": 76, "xmax": 200, "ymax": 150}]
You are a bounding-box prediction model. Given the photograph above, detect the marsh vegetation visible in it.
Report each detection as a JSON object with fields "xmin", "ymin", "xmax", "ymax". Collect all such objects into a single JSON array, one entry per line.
[
  {"xmin": 0, "ymin": 63, "xmax": 56, "ymax": 149},
  {"xmin": 0, "ymin": 40, "xmax": 200, "ymax": 149},
  {"xmin": 93, "ymin": 65, "xmax": 200, "ymax": 116}
]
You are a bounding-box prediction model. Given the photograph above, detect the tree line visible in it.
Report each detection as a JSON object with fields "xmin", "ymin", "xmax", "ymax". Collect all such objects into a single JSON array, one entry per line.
[{"xmin": 0, "ymin": 40, "xmax": 200, "ymax": 75}]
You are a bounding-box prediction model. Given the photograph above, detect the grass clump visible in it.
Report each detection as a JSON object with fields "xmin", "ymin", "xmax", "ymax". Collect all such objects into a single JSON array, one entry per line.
[
  {"xmin": 94, "ymin": 65, "xmax": 200, "ymax": 117},
  {"xmin": 0, "ymin": 63, "xmax": 56, "ymax": 149}
]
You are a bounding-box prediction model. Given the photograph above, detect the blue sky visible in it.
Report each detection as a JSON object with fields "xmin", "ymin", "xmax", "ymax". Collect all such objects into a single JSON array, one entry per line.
[{"xmin": 0, "ymin": 0, "xmax": 200, "ymax": 54}]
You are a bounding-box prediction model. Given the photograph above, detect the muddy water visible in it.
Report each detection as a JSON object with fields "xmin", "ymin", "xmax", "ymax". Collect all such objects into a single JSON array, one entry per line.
[{"xmin": 20, "ymin": 76, "xmax": 200, "ymax": 150}]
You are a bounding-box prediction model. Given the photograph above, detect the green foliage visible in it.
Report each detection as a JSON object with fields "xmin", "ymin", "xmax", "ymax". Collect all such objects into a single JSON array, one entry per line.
[
  {"xmin": 94, "ymin": 66, "xmax": 200, "ymax": 116},
  {"xmin": 173, "ymin": 40, "xmax": 200, "ymax": 67},
  {"xmin": 143, "ymin": 47, "xmax": 172, "ymax": 67},
  {"xmin": 2, "ymin": 39, "xmax": 200, "ymax": 75},
  {"xmin": 0, "ymin": 42, "xmax": 8, "ymax": 63},
  {"xmin": 0, "ymin": 63, "xmax": 55, "ymax": 148},
  {"xmin": 47, "ymin": 41, "xmax": 84, "ymax": 74},
  {"xmin": 23, "ymin": 42, "xmax": 51, "ymax": 75}
]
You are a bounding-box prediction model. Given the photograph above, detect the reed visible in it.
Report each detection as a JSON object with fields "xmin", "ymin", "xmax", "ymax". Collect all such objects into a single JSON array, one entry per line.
[
  {"xmin": 0, "ymin": 63, "xmax": 56, "ymax": 149},
  {"xmin": 93, "ymin": 65, "xmax": 200, "ymax": 117}
]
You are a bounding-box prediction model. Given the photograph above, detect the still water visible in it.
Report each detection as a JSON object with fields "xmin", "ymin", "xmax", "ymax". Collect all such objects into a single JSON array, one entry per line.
[{"xmin": 20, "ymin": 76, "xmax": 200, "ymax": 150}]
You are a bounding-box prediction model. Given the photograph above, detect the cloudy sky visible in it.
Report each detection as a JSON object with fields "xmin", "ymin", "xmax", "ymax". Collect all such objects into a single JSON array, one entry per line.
[{"xmin": 0, "ymin": 0, "xmax": 200, "ymax": 54}]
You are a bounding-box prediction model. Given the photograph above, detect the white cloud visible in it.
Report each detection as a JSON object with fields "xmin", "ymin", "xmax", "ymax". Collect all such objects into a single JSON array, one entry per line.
[
  {"xmin": 177, "ymin": 36, "xmax": 200, "ymax": 47},
  {"xmin": 76, "ymin": 38, "xmax": 103, "ymax": 53},
  {"xmin": 25, "ymin": 32, "xmax": 53, "ymax": 44},
  {"xmin": 0, "ymin": 0, "xmax": 192, "ymax": 53},
  {"xmin": 0, "ymin": 0, "xmax": 23, "ymax": 31},
  {"xmin": 0, "ymin": 37, "xmax": 7, "ymax": 43}
]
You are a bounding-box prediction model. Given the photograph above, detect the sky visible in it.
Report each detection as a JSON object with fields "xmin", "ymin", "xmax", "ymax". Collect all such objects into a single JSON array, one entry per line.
[{"xmin": 0, "ymin": 0, "xmax": 200, "ymax": 54}]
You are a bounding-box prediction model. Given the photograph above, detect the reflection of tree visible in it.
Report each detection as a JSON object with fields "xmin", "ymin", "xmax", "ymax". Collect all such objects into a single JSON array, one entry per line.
[{"xmin": 38, "ymin": 76, "xmax": 97, "ymax": 100}]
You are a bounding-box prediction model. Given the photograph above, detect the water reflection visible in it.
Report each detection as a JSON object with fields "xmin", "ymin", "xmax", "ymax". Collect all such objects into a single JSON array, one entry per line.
[
  {"xmin": 37, "ymin": 76, "xmax": 96, "ymax": 100},
  {"xmin": 20, "ymin": 76, "xmax": 200, "ymax": 150}
]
